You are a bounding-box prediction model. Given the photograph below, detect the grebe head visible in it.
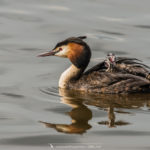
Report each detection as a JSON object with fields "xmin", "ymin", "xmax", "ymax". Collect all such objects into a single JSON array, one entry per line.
[
  {"xmin": 38, "ymin": 36, "xmax": 91, "ymax": 70},
  {"xmin": 105, "ymin": 53, "xmax": 116, "ymax": 69},
  {"xmin": 106, "ymin": 53, "xmax": 116, "ymax": 64}
]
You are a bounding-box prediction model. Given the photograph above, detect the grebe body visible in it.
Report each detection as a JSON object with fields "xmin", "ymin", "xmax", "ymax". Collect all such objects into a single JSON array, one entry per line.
[{"xmin": 39, "ymin": 36, "xmax": 150, "ymax": 94}]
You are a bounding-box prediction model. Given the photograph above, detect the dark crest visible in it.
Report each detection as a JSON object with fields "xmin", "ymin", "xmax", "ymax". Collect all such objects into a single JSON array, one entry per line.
[{"xmin": 54, "ymin": 36, "xmax": 87, "ymax": 49}]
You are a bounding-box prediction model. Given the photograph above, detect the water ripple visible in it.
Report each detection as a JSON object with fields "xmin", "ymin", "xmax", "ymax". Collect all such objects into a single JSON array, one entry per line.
[
  {"xmin": 1, "ymin": 92, "xmax": 24, "ymax": 98},
  {"xmin": 86, "ymin": 33, "xmax": 125, "ymax": 42},
  {"xmin": 39, "ymin": 87, "xmax": 60, "ymax": 97},
  {"xmin": 134, "ymin": 25, "xmax": 150, "ymax": 29}
]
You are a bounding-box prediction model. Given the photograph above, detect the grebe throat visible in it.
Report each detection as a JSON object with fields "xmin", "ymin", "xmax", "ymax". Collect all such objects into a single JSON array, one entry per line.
[{"xmin": 59, "ymin": 64, "xmax": 83, "ymax": 88}]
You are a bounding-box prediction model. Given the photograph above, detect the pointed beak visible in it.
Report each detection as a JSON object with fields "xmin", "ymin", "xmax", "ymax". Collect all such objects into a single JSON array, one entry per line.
[
  {"xmin": 38, "ymin": 50, "xmax": 56, "ymax": 57},
  {"xmin": 109, "ymin": 57, "xmax": 113, "ymax": 63},
  {"xmin": 109, "ymin": 56, "xmax": 116, "ymax": 63}
]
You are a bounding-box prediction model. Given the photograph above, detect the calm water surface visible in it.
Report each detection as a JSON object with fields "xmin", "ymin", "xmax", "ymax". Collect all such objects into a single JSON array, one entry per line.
[{"xmin": 0, "ymin": 0, "xmax": 150, "ymax": 150}]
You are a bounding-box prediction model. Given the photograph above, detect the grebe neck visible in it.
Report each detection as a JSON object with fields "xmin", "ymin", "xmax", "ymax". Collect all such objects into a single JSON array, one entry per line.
[{"xmin": 59, "ymin": 64, "xmax": 84, "ymax": 88}]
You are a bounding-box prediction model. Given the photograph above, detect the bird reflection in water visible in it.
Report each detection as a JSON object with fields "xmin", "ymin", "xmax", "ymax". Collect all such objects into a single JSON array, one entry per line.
[
  {"xmin": 40, "ymin": 88, "xmax": 92, "ymax": 134},
  {"xmin": 98, "ymin": 106, "xmax": 130, "ymax": 128},
  {"xmin": 40, "ymin": 88, "xmax": 150, "ymax": 133}
]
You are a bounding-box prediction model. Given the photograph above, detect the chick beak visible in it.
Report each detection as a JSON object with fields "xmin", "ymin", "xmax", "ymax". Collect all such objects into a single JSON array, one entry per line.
[
  {"xmin": 109, "ymin": 57, "xmax": 113, "ymax": 63},
  {"xmin": 38, "ymin": 50, "xmax": 56, "ymax": 57}
]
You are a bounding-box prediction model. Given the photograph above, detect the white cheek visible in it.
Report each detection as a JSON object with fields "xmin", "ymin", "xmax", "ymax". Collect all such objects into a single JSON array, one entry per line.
[{"xmin": 55, "ymin": 47, "xmax": 69, "ymax": 57}]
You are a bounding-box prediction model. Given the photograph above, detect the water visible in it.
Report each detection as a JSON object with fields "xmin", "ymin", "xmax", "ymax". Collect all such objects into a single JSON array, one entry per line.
[{"xmin": 0, "ymin": 0, "xmax": 150, "ymax": 149}]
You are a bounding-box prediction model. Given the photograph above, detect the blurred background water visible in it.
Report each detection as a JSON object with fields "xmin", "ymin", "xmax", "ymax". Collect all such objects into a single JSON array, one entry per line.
[{"xmin": 0, "ymin": 0, "xmax": 150, "ymax": 150}]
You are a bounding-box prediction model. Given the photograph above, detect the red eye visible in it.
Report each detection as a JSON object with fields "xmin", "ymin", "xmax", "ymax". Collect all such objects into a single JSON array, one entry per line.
[{"xmin": 59, "ymin": 48, "xmax": 63, "ymax": 51}]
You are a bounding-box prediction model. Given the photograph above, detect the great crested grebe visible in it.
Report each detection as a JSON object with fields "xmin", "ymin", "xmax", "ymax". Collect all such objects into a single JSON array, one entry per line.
[{"xmin": 38, "ymin": 36, "xmax": 150, "ymax": 94}]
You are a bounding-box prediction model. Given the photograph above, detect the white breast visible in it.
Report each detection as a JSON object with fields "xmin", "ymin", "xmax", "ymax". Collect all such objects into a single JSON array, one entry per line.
[{"xmin": 59, "ymin": 65, "xmax": 81, "ymax": 88}]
